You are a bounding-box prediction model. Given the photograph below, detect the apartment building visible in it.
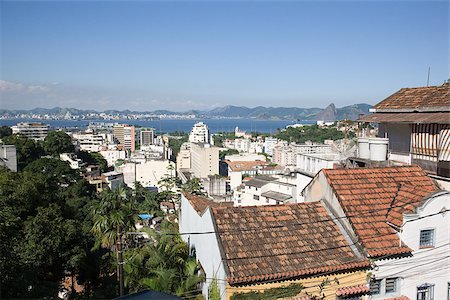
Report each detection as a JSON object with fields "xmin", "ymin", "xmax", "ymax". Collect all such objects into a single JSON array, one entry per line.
[
  {"xmin": 139, "ymin": 128, "xmax": 154, "ymax": 147},
  {"xmin": 190, "ymin": 142, "xmax": 219, "ymax": 178},
  {"xmin": 11, "ymin": 122, "xmax": 49, "ymax": 140},
  {"xmin": 189, "ymin": 122, "xmax": 210, "ymax": 144},
  {"xmin": 71, "ymin": 129, "xmax": 108, "ymax": 152},
  {"xmin": 113, "ymin": 124, "xmax": 135, "ymax": 152}
]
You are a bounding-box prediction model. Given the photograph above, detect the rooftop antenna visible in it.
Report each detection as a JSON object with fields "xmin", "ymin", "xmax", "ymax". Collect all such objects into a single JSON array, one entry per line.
[{"xmin": 427, "ymin": 66, "xmax": 431, "ymax": 87}]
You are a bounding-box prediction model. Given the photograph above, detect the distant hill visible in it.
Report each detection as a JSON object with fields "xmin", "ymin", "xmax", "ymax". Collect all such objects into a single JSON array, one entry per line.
[{"xmin": 1, "ymin": 103, "xmax": 372, "ymax": 121}]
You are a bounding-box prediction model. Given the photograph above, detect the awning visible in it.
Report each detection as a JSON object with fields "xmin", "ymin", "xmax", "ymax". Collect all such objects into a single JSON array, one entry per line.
[{"xmin": 359, "ymin": 112, "xmax": 449, "ymax": 124}]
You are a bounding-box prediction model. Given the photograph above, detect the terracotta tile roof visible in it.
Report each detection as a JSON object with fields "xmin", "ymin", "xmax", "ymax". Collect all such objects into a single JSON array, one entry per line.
[
  {"xmin": 373, "ymin": 85, "xmax": 450, "ymax": 111},
  {"xmin": 212, "ymin": 202, "xmax": 371, "ymax": 285},
  {"xmin": 335, "ymin": 283, "xmax": 369, "ymax": 296},
  {"xmin": 225, "ymin": 160, "xmax": 269, "ymax": 172},
  {"xmin": 322, "ymin": 165, "xmax": 439, "ymax": 258},
  {"xmin": 359, "ymin": 112, "xmax": 450, "ymax": 124},
  {"xmin": 183, "ymin": 193, "xmax": 233, "ymax": 215}
]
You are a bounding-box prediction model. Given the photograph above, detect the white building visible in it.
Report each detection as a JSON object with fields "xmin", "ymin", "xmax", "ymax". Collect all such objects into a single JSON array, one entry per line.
[
  {"xmin": 60, "ymin": 153, "xmax": 85, "ymax": 169},
  {"xmin": 189, "ymin": 122, "xmax": 210, "ymax": 144},
  {"xmin": 302, "ymin": 165, "xmax": 450, "ymax": 300},
  {"xmin": 0, "ymin": 145, "xmax": 17, "ymax": 172},
  {"xmin": 233, "ymin": 175, "xmax": 297, "ymax": 206},
  {"xmin": 11, "ymin": 122, "xmax": 49, "ymax": 140},
  {"xmin": 72, "ymin": 130, "xmax": 109, "ymax": 152},
  {"xmin": 176, "ymin": 142, "xmax": 191, "ymax": 171},
  {"xmin": 369, "ymin": 191, "xmax": 450, "ymax": 300},
  {"xmin": 99, "ymin": 149, "xmax": 127, "ymax": 167},
  {"xmin": 116, "ymin": 159, "xmax": 175, "ymax": 189},
  {"xmin": 263, "ymin": 137, "xmax": 278, "ymax": 156},
  {"xmin": 296, "ymin": 152, "xmax": 341, "ymax": 175},
  {"xmin": 233, "ymin": 138, "xmax": 251, "ymax": 153},
  {"xmin": 190, "ymin": 143, "xmax": 219, "ymax": 179}
]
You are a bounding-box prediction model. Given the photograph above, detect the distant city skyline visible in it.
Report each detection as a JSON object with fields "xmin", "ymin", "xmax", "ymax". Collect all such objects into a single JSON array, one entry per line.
[{"xmin": 1, "ymin": 1, "xmax": 448, "ymax": 111}]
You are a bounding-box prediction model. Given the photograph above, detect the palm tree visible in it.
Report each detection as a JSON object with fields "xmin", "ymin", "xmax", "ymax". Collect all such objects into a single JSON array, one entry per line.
[
  {"xmin": 123, "ymin": 221, "xmax": 204, "ymax": 297},
  {"xmin": 91, "ymin": 187, "xmax": 137, "ymax": 296}
]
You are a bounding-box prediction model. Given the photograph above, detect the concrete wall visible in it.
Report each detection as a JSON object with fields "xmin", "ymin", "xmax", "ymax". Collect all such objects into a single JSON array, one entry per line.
[
  {"xmin": 0, "ymin": 145, "xmax": 17, "ymax": 172},
  {"xmin": 190, "ymin": 143, "xmax": 219, "ymax": 178},
  {"xmin": 117, "ymin": 160, "xmax": 175, "ymax": 189},
  {"xmin": 179, "ymin": 195, "xmax": 228, "ymax": 299},
  {"xmin": 370, "ymin": 192, "xmax": 450, "ymax": 300}
]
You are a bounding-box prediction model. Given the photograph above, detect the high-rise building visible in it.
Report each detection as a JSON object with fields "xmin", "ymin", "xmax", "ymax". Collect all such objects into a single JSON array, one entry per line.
[
  {"xmin": 113, "ymin": 124, "xmax": 135, "ymax": 152},
  {"xmin": 11, "ymin": 122, "xmax": 49, "ymax": 140},
  {"xmin": 140, "ymin": 128, "xmax": 154, "ymax": 147},
  {"xmin": 189, "ymin": 122, "xmax": 210, "ymax": 144},
  {"xmin": 190, "ymin": 142, "xmax": 219, "ymax": 178}
]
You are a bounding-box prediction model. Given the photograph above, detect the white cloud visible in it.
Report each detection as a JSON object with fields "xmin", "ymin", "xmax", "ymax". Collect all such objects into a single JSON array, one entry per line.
[{"xmin": 0, "ymin": 80, "xmax": 49, "ymax": 93}]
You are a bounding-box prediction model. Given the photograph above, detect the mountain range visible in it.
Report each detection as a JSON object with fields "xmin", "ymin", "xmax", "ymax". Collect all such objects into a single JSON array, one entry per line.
[{"xmin": 1, "ymin": 103, "xmax": 372, "ymax": 121}]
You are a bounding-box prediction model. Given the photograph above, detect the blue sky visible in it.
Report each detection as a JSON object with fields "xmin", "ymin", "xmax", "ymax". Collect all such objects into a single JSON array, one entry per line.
[{"xmin": 0, "ymin": 1, "xmax": 448, "ymax": 111}]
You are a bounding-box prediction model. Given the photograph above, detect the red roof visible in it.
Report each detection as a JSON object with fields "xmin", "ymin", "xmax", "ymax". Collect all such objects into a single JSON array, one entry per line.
[
  {"xmin": 224, "ymin": 160, "xmax": 268, "ymax": 172},
  {"xmin": 183, "ymin": 193, "xmax": 233, "ymax": 215},
  {"xmin": 212, "ymin": 202, "xmax": 370, "ymax": 285},
  {"xmin": 322, "ymin": 165, "xmax": 438, "ymax": 258},
  {"xmin": 373, "ymin": 85, "xmax": 450, "ymax": 111},
  {"xmin": 335, "ymin": 283, "xmax": 369, "ymax": 297}
]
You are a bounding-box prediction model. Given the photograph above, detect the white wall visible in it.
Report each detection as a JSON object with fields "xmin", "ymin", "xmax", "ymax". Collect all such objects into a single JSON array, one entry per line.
[
  {"xmin": 117, "ymin": 160, "xmax": 175, "ymax": 189},
  {"xmin": 370, "ymin": 192, "xmax": 450, "ymax": 300},
  {"xmin": 179, "ymin": 195, "xmax": 227, "ymax": 300}
]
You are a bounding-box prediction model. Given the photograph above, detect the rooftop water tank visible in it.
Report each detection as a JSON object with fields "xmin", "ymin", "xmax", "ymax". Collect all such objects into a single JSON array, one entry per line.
[
  {"xmin": 358, "ymin": 138, "xmax": 370, "ymax": 159},
  {"xmin": 369, "ymin": 137, "xmax": 389, "ymax": 161}
]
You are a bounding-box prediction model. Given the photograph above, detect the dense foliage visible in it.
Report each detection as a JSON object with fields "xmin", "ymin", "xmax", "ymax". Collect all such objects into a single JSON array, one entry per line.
[
  {"xmin": 0, "ymin": 135, "xmax": 203, "ymax": 298},
  {"xmin": 212, "ymin": 132, "xmax": 236, "ymax": 147},
  {"xmin": 76, "ymin": 150, "xmax": 109, "ymax": 172},
  {"xmin": 0, "ymin": 125, "xmax": 12, "ymax": 138},
  {"xmin": 43, "ymin": 131, "xmax": 75, "ymax": 156},
  {"xmin": 219, "ymin": 148, "xmax": 239, "ymax": 160},
  {"xmin": 275, "ymin": 125, "xmax": 345, "ymax": 144}
]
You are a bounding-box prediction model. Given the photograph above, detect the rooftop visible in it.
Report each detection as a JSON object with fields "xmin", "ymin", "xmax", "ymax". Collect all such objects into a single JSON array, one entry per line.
[
  {"xmin": 212, "ymin": 202, "xmax": 370, "ymax": 285},
  {"xmin": 322, "ymin": 165, "xmax": 439, "ymax": 258},
  {"xmin": 183, "ymin": 193, "xmax": 233, "ymax": 215},
  {"xmin": 225, "ymin": 160, "xmax": 268, "ymax": 172},
  {"xmin": 371, "ymin": 85, "xmax": 450, "ymax": 112},
  {"xmin": 260, "ymin": 190, "xmax": 292, "ymax": 202}
]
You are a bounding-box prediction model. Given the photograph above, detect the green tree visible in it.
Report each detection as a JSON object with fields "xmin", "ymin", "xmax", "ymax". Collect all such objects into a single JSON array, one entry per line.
[
  {"xmin": 91, "ymin": 187, "xmax": 137, "ymax": 296},
  {"xmin": 219, "ymin": 148, "xmax": 239, "ymax": 160},
  {"xmin": 43, "ymin": 130, "xmax": 74, "ymax": 156},
  {"xmin": 77, "ymin": 150, "xmax": 108, "ymax": 172},
  {"xmin": 181, "ymin": 178, "xmax": 205, "ymax": 196},
  {"xmin": 123, "ymin": 221, "xmax": 204, "ymax": 297},
  {"xmin": 0, "ymin": 125, "xmax": 12, "ymax": 138},
  {"xmin": 1, "ymin": 134, "xmax": 44, "ymax": 170}
]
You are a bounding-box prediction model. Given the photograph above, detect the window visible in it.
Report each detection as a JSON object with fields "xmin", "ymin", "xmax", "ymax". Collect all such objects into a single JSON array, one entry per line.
[
  {"xmin": 417, "ymin": 284, "xmax": 434, "ymax": 300},
  {"xmin": 253, "ymin": 195, "xmax": 260, "ymax": 201},
  {"xmin": 420, "ymin": 229, "xmax": 435, "ymax": 248},
  {"xmin": 447, "ymin": 282, "xmax": 450, "ymax": 300},
  {"xmin": 370, "ymin": 279, "xmax": 382, "ymax": 295},
  {"xmin": 386, "ymin": 277, "xmax": 398, "ymax": 293}
]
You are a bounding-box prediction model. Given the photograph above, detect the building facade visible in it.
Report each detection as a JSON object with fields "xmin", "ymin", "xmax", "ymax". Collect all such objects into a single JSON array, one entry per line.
[
  {"xmin": 113, "ymin": 124, "xmax": 135, "ymax": 152},
  {"xmin": 11, "ymin": 122, "xmax": 49, "ymax": 140},
  {"xmin": 139, "ymin": 128, "xmax": 154, "ymax": 147},
  {"xmin": 189, "ymin": 122, "xmax": 210, "ymax": 144},
  {"xmin": 0, "ymin": 145, "xmax": 17, "ymax": 172},
  {"xmin": 190, "ymin": 143, "xmax": 219, "ymax": 178}
]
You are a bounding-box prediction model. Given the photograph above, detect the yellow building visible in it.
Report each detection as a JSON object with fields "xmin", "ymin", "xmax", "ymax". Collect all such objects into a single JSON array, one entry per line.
[{"xmin": 180, "ymin": 194, "xmax": 372, "ymax": 300}]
